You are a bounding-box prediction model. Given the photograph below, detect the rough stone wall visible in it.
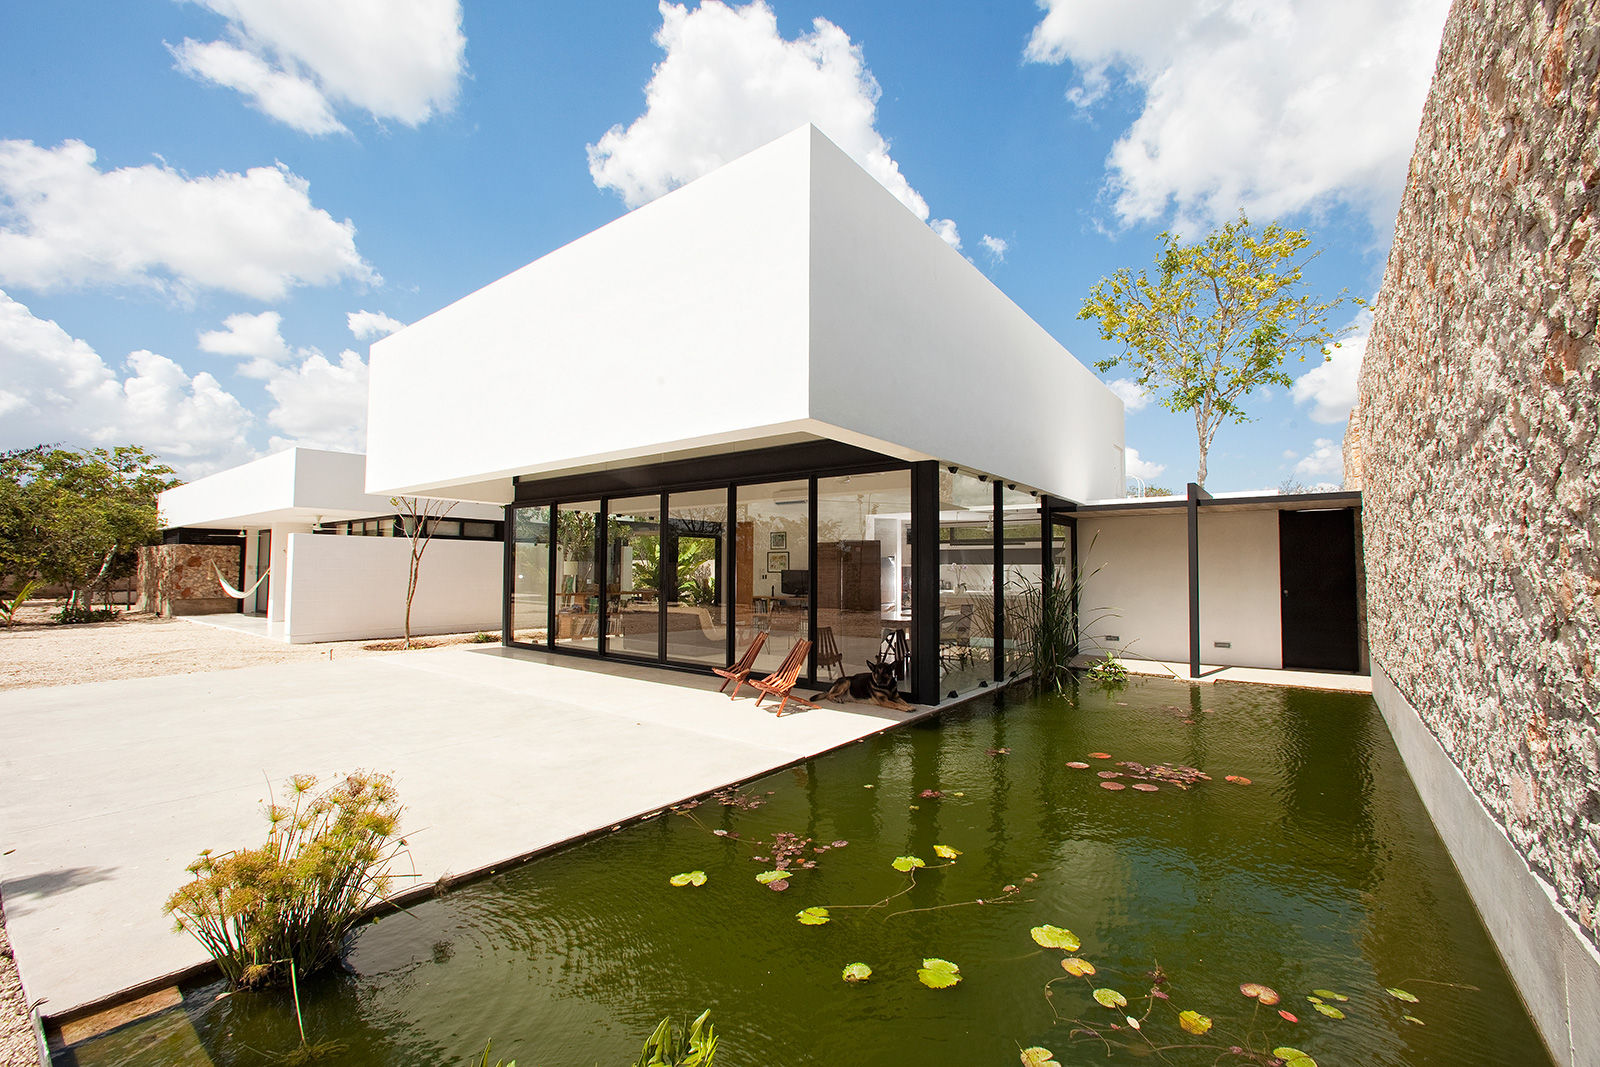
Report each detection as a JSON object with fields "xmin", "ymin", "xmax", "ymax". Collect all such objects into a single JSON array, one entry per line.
[
  {"xmin": 135, "ymin": 545, "xmax": 241, "ymax": 616},
  {"xmin": 1357, "ymin": 0, "xmax": 1599, "ymax": 947}
]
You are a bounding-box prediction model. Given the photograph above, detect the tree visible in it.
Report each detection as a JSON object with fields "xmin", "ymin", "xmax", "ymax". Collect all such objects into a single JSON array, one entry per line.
[
  {"xmin": 392, "ymin": 495, "xmax": 458, "ymax": 649},
  {"xmin": 0, "ymin": 445, "xmax": 176, "ymax": 609},
  {"xmin": 1079, "ymin": 213, "xmax": 1359, "ymax": 487}
]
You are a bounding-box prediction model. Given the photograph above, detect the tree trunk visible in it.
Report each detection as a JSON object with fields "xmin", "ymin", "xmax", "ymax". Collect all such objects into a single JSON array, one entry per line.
[{"xmin": 1194, "ymin": 410, "xmax": 1210, "ymax": 488}]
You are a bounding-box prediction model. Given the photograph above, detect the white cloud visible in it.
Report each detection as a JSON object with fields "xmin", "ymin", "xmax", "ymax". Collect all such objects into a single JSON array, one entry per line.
[
  {"xmin": 929, "ymin": 218, "xmax": 961, "ymax": 250},
  {"xmin": 1293, "ymin": 305, "xmax": 1372, "ymax": 423},
  {"xmin": 588, "ymin": 1, "xmax": 956, "ymax": 244},
  {"xmin": 0, "ymin": 139, "xmax": 376, "ymax": 301},
  {"xmin": 980, "ymin": 234, "xmax": 1008, "ymax": 262},
  {"xmin": 1294, "ymin": 436, "xmax": 1344, "ymax": 479},
  {"xmin": 1125, "ymin": 446, "xmax": 1166, "ymax": 480},
  {"xmin": 197, "ymin": 309, "xmax": 294, "ymax": 378},
  {"xmin": 0, "ymin": 289, "xmax": 255, "ymax": 476},
  {"xmin": 263, "ymin": 349, "xmax": 369, "ymax": 454},
  {"xmin": 1024, "ymin": 0, "xmax": 1450, "ymax": 232},
  {"xmin": 1107, "ymin": 377, "xmax": 1149, "ymax": 412},
  {"xmin": 347, "ymin": 309, "xmax": 405, "ymax": 340},
  {"xmin": 172, "ymin": 0, "xmax": 465, "ymax": 133}
]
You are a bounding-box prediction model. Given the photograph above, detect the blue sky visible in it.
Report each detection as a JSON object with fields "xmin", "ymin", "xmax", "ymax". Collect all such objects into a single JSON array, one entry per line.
[{"xmin": 0, "ymin": 0, "xmax": 1450, "ymax": 491}]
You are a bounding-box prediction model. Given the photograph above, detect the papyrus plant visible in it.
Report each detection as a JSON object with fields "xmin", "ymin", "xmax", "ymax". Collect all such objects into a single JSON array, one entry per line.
[{"xmin": 165, "ymin": 771, "xmax": 408, "ymax": 987}]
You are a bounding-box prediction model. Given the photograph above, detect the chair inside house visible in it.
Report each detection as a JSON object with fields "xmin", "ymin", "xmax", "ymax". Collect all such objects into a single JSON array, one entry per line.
[
  {"xmin": 815, "ymin": 626, "xmax": 844, "ymax": 680},
  {"xmin": 742, "ymin": 639, "xmax": 817, "ymax": 716},
  {"xmin": 712, "ymin": 632, "xmax": 768, "ymax": 693},
  {"xmin": 939, "ymin": 605, "xmax": 974, "ymax": 672}
]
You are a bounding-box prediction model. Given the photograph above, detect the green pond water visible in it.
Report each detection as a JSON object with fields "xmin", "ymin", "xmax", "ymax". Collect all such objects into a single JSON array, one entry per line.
[{"xmin": 63, "ymin": 677, "xmax": 1552, "ymax": 1067}]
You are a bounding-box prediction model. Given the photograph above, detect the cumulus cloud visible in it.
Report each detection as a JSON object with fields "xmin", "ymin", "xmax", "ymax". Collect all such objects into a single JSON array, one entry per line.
[
  {"xmin": 1023, "ymin": 0, "xmax": 1449, "ymax": 232},
  {"xmin": 588, "ymin": 1, "xmax": 956, "ymax": 243},
  {"xmin": 197, "ymin": 309, "xmax": 295, "ymax": 378},
  {"xmin": 0, "ymin": 289, "xmax": 255, "ymax": 475},
  {"xmin": 0, "ymin": 139, "xmax": 376, "ymax": 300},
  {"xmin": 1125, "ymin": 446, "xmax": 1166, "ymax": 481},
  {"xmin": 347, "ymin": 309, "xmax": 405, "ymax": 340},
  {"xmin": 1293, "ymin": 305, "xmax": 1372, "ymax": 424},
  {"xmin": 1107, "ymin": 377, "xmax": 1150, "ymax": 413},
  {"xmin": 263, "ymin": 349, "xmax": 369, "ymax": 454},
  {"xmin": 980, "ymin": 234, "xmax": 1008, "ymax": 262},
  {"xmin": 1294, "ymin": 437, "xmax": 1344, "ymax": 479},
  {"xmin": 171, "ymin": 0, "xmax": 466, "ymax": 134}
]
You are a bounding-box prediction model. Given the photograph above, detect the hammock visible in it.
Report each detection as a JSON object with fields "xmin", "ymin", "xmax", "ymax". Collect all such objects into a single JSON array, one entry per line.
[{"xmin": 214, "ymin": 563, "xmax": 270, "ymax": 600}]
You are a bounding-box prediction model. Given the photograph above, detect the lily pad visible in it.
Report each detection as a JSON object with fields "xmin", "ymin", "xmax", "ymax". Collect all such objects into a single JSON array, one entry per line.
[
  {"xmin": 1272, "ymin": 1048, "xmax": 1317, "ymax": 1067},
  {"xmin": 1065, "ymin": 761, "xmax": 1091, "ymax": 769},
  {"xmin": 918, "ymin": 957, "xmax": 962, "ymax": 989},
  {"xmin": 1404, "ymin": 1015, "xmax": 1426, "ymax": 1026},
  {"xmin": 1088, "ymin": 752, "xmax": 1112, "ymax": 759},
  {"xmin": 1178, "ymin": 1010, "xmax": 1212, "ymax": 1035},
  {"xmin": 933, "ymin": 844, "xmax": 963, "ymax": 859},
  {"xmin": 1279, "ymin": 1010, "xmax": 1299, "ymax": 1023},
  {"xmin": 796, "ymin": 906, "xmax": 831, "ymax": 925},
  {"xmin": 1019, "ymin": 1048, "xmax": 1059, "ymax": 1067},
  {"xmin": 756, "ymin": 869, "xmax": 789, "ymax": 884},
  {"xmin": 1224, "ymin": 775, "xmax": 1253, "ymax": 785},
  {"xmin": 1306, "ymin": 995, "xmax": 1323, "ymax": 1004},
  {"xmin": 1030, "ymin": 925, "xmax": 1081, "ymax": 950},
  {"xmin": 1061, "ymin": 957, "xmax": 1096, "ymax": 977},
  {"xmin": 1312, "ymin": 988, "xmax": 1348, "ymax": 1001},
  {"xmin": 1387, "ymin": 987, "xmax": 1420, "ymax": 1003},
  {"xmin": 1100, "ymin": 781, "xmax": 1127, "ymax": 791},
  {"xmin": 1092, "ymin": 988, "xmax": 1128, "ymax": 1009},
  {"xmin": 1131, "ymin": 783, "xmax": 1160, "ymax": 792},
  {"xmin": 891, "ymin": 855, "xmax": 926, "ymax": 873},
  {"xmin": 1240, "ymin": 982, "xmax": 1280, "ymax": 1005},
  {"xmin": 669, "ymin": 870, "xmax": 706, "ymax": 887},
  {"xmin": 842, "ymin": 962, "xmax": 872, "ymax": 983},
  {"xmin": 1312, "ymin": 1003, "xmax": 1345, "ymax": 1019}
]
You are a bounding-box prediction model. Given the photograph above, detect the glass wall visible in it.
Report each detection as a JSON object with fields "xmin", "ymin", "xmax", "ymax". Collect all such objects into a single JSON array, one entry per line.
[
  {"xmin": 938, "ymin": 472, "xmax": 995, "ymax": 695},
  {"xmin": 666, "ymin": 489, "xmax": 729, "ymax": 665},
  {"xmin": 553, "ymin": 500, "xmax": 601, "ymax": 650},
  {"xmin": 510, "ymin": 506, "xmax": 550, "ymax": 643},
  {"xmin": 734, "ymin": 480, "xmax": 810, "ymax": 675},
  {"xmin": 816, "ymin": 471, "xmax": 912, "ymax": 688},
  {"xmin": 1001, "ymin": 487, "xmax": 1043, "ymax": 677},
  {"xmin": 608, "ymin": 495, "xmax": 662, "ymax": 659}
]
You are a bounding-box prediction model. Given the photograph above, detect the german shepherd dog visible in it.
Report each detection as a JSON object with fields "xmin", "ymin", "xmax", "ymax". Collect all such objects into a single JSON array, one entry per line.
[{"xmin": 817, "ymin": 658, "xmax": 914, "ymax": 711}]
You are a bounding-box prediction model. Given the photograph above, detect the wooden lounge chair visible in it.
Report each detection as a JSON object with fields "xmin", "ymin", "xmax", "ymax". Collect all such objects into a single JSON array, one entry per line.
[
  {"xmin": 713, "ymin": 632, "xmax": 768, "ymax": 694},
  {"xmin": 748, "ymin": 639, "xmax": 818, "ymax": 717},
  {"xmin": 816, "ymin": 626, "xmax": 844, "ymax": 680}
]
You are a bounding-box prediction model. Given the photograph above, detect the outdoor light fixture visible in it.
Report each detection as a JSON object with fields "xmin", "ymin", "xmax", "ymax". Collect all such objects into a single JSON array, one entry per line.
[
  {"xmin": 978, "ymin": 474, "xmax": 988, "ymax": 482},
  {"xmin": 947, "ymin": 465, "xmax": 958, "ymax": 474},
  {"xmin": 1007, "ymin": 484, "xmax": 1016, "ymax": 490}
]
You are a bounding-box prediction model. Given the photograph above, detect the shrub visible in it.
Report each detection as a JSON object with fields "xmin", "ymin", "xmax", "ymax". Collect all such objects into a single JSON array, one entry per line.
[
  {"xmin": 0, "ymin": 579, "xmax": 38, "ymax": 627},
  {"xmin": 470, "ymin": 631, "xmax": 499, "ymax": 643},
  {"xmin": 54, "ymin": 601, "xmax": 117, "ymax": 624},
  {"xmin": 165, "ymin": 771, "xmax": 407, "ymax": 987},
  {"xmin": 1086, "ymin": 652, "xmax": 1129, "ymax": 686}
]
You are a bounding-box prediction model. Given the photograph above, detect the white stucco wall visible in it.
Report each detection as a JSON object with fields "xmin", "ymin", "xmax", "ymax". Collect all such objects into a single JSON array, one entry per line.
[
  {"xmin": 161, "ymin": 449, "xmax": 299, "ymax": 529},
  {"xmin": 281, "ymin": 535, "xmax": 501, "ymax": 644},
  {"xmin": 1079, "ymin": 510, "xmax": 1283, "ymax": 668}
]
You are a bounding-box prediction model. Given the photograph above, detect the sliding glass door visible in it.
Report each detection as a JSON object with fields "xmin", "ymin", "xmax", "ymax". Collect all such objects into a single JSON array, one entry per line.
[{"xmin": 666, "ymin": 489, "xmax": 729, "ymax": 665}]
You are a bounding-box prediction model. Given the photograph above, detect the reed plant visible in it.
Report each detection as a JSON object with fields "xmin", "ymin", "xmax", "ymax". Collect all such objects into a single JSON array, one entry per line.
[
  {"xmin": 165, "ymin": 771, "xmax": 408, "ymax": 987},
  {"xmin": 1010, "ymin": 545, "xmax": 1115, "ymax": 696}
]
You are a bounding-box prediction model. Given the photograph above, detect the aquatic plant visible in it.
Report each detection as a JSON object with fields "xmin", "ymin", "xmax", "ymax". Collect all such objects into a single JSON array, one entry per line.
[
  {"xmin": 1084, "ymin": 652, "xmax": 1128, "ymax": 687},
  {"xmin": 633, "ymin": 1009, "xmax": 718, "ymax": 1067},
  {"xmin": 164, "ymin": 771, "xmax": 410, "ymax": 988}
]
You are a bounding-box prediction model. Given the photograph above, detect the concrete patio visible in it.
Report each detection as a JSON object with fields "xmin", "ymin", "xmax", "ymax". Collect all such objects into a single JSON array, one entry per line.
[{"xmin": 0, "ymin": 646, "xmax": 935, "ymax": 1025}]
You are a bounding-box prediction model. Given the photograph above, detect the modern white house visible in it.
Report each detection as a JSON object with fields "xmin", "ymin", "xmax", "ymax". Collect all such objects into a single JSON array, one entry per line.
[
  {"xmin": 153, "ymin": 447, "xmax": 503, "ymax": 643},
  {"xmin": 361, "ymin": 124, "xmax": 1364, "ymax": 700}
]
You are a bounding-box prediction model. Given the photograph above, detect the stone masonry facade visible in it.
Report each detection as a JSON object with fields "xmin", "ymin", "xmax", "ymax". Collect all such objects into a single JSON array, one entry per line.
[
  {"xmin": 135, "ymin": 544, "xmax": 242, "ymax": 617},
  {"xmin": 1352, "ymin": 0, "xmax": 1599, "ymax": 948}
]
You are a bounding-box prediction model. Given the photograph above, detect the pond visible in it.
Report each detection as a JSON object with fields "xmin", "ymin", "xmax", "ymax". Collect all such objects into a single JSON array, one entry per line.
[{"xmin": 62, "ymin": 677, "xmax": 1550, "ymax": 1067}]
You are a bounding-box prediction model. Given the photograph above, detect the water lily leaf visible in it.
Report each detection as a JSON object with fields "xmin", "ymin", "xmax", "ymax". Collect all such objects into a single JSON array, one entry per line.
[
  {"xmin": 1224, "ymin": 775, "xmax": 1253, "ymax": 785},
  {"xmin": 1030, "ymin": 925, "xmax": 1081, "ymax": 950},
  {"xmin": 1387, "ymin": 987, "xmax": 1419, "ymax": 1003},
  {"xmin": 756, "ymin": 870, "xmax": 789, "ymax": 884},
  {"xmin": 1065, "ymin": 761, "xmax": 1090, "ymax": 769},
  {"xmin": 1306, "ymin": 995, "xmax": 1323, "ymax": 1004},
  {"xmin": 1061, "ymin": 957, "xmax": 1096, "ymax": 977},
  {"xmin": 1124, "ymin": 1015, "xmax": 1141, "ymax": 1030},
  {"xmin": 1092, "ymin": 988, "xmax": 1128, "ymax": 1009},
  {"xmin": 1404, "ymin": 1015, "xmax": 1425, "ymax": 1026},
  {"xmin": 892, "ymin": 855, "xmax": 926, "ymax": 872},
  {"xmin": 1311, "ymin": 988, "xmax": 1347, "ymax": 1001},
  {"xmin": 933, "ymin": 844, "xmax": 962, "ymax": 859},
  {"xmin": 1131, "ymin": 782, "xmax": 1159, "ymax": 791},
  {"xmin": 1240, "ymin": 983, "xmax": 1280, "ymax": 1005},
  {"xmin": 767, "ymin": 879, "xmax": 790, "ymax": 892},
  {"xmin": 1178, "ymin": 1010, "xmax": 1212, "ymax": 1035},
  {"xmin": 1019, "ymin": 1048, "xmax": 1059, "ymax": 1067},
  {"xmin": 1279, "ymin": 1010, "xmax": 1299, "ymax": 1023},
  {"xmin": 842, "ymin": 962, "xmax": 872, "ymax": 983},
  {"xmin": 918, "ymin": 958, "xmax": 962, "ymax": 989},
  {"xmin": 669, "ymin": 870, "xmax": 706, "ymax": 887},
  {"xmin": 1100, "ymin": 781, "xmax": 1127, "ymax": 791},
  {"xmin": 796, "ymin": 906, "xmax": 830, "ymax": 925},
  {"xmin": 1088, "ymin": 752, "xmax": 1112, "ymax": 759},
  {"xmin": 1312, "ymin": 1003, "xmax": 1345, "ymax": 1019},
  {"xmin": 1273, "ymin": 1048, "xmax": 1317, "ymax": 1067}
]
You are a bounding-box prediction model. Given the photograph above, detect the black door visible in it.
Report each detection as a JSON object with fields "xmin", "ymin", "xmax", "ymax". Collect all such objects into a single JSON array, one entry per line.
[{"xmin": 1279, "ymin": 509, "xmax": 1358, "ymax": 671}]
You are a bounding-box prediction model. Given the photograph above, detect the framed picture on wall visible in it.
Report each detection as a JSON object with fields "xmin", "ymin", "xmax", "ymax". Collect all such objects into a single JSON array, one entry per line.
[
  {"xmin": 766, "ymin": 551, "xmax": 789, "ymax": 573},
  {"xmin": 769, "ymin": 531, "xmax": 788, "ymax": 550}
]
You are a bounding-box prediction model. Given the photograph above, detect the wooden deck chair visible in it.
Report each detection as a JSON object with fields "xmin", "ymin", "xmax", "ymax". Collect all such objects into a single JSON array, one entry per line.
[
  {"xmin": 815, "ymin": 626, "xmax": 844, "ymax": 680},
  {"xmin": 712, "ymin": 632, "xmax": 768, "ymax": 694},
  {"xmin": 748, "ymin": 639, "xmax": 818, "ymax": 717}
]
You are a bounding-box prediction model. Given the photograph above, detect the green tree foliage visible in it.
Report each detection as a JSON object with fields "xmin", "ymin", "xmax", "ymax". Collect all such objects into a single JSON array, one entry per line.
[
  {"xmin": 0, "ymin": 445, "xmax": 177, "ymax": 607},
  {"xmin": 1079, "ymin": 214, "xmax": 1359, "ymax": 487}
]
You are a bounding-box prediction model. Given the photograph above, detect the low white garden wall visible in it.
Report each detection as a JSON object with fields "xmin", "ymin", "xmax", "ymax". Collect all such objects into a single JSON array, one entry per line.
[{"xmin": 281, "ymin": 533, "xmax": 501, "ymax": 644}]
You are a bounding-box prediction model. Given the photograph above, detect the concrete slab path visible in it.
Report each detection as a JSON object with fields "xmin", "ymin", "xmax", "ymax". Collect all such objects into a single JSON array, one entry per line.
[{"xmin": 0, "ymin": 646, "xmax": 931, "ymax": 1021}]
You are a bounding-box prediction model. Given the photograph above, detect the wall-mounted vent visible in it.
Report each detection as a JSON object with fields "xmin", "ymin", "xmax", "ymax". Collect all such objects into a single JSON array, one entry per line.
[
  {"xmin": 1104, "ymin": 635, "xmax": 1120, "ymax": 643},
  {"xmin": 1213, "ymin": 641, "xmax": 1232, "ymax": 649}
]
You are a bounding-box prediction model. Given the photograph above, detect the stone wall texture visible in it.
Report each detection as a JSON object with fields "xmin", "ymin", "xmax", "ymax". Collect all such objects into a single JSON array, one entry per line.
[
  {"xmin": 1355, "ymin": 0, "xmax": 1599, "ymax": 949},
  {"xmin": 135, "ymin": 544, "xmax": 241, "ymax": 617}
]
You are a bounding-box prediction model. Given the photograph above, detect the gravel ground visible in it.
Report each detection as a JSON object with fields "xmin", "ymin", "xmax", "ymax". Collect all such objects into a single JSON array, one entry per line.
[{"xmin": 0, "ymin": 604, "xmax": 500, "ymax": 1063}]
